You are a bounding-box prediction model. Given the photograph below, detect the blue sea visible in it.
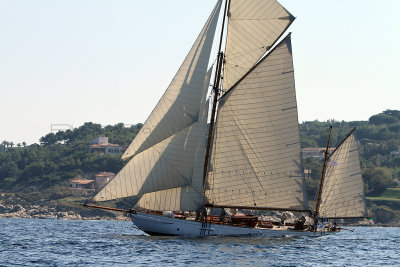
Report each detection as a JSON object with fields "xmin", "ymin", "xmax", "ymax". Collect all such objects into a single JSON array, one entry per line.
[{"xmin": 0, "ymin": 218, "xmax": 399, "ymax": 266}]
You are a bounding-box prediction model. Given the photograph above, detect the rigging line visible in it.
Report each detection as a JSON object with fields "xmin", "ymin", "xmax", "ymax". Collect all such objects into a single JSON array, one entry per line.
[
  {"xmin": 327, "ymin": 127, "xmax": 357, "ymax": 161},
  {"xmin": 314, "ymin": 126, "xmax": 333, "ymax": 217}
]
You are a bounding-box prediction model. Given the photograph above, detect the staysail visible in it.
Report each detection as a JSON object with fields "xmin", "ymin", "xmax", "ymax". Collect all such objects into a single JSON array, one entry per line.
[
  {"xmin": 319, "ymin": 133, "xmax": 368, "ymax": 218},
  {"xmin": 121, "ymin": 0, "xmax": 222, "ymax": 161},
  {"xmin": 206, "ymin": 35, "xmax": 306, "ymax": 210},
  {"xmin": 133, "ymin": 96, "xmax": 210, "ymax": 211},
  {"xmin": 223, "ymin": 0, "xmax": 295, "ymax": 90},
  {"xmin": 93, "ymin": 66, "xmax": 211, "ymax": 203}
]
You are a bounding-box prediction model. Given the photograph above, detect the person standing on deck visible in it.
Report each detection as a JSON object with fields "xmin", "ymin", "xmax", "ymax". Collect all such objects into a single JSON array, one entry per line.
[{"xmin": 281, "ymin": 213, "xmax": 288, "ymax": 226}]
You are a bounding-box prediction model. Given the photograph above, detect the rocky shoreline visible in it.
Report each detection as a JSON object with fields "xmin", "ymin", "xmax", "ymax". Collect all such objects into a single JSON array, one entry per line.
[
  {"xmin": 0, "ymin": 205, "xmax": 129, "ymax": 221},
  {"xmin": 0, "ymin": 193, "xmax": 129, "ymax": 221}
]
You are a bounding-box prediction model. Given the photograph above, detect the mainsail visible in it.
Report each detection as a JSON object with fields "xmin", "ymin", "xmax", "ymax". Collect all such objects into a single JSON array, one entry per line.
[
  {"xmin": 319, "ymin": 133, "xmax": 368, "ymax": 218},
  {"xmin": 206, "ymin": 35, "xmax": 306, "ymax": 210},
  {"xmin": 223, "ymin": 0, "xmax": 295, "ymax": 90}
]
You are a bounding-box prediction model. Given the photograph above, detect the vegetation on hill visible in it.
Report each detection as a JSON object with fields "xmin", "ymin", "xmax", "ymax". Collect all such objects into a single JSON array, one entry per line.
[
  {"xmin": 0, "ymin": 110, "xmax": 399, "ymax": 222},
  {"xmin": 0, "ymin": 122, "xmax": 142, "ymax": 193},
  {"xmin": 301, "ymin": 109, "xmax": 400, "ymax": 200}
]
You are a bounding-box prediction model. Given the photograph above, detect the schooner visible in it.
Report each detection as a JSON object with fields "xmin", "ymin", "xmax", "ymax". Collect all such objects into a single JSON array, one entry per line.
[{"xmin": 84, "ymin": 0, "xmax": 370, "ymax": 236}]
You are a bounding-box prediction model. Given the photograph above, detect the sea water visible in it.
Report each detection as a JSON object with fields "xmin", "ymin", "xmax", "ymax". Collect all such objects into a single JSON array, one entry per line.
[{"xmin": 0, "ymin": 218, "xmax": 399, "ymax": 266}]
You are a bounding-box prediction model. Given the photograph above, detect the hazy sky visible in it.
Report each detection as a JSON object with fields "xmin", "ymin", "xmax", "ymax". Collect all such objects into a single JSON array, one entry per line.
[{"xmin": 1, "ymin": 0, "xmax": 399, "ymax": 144}]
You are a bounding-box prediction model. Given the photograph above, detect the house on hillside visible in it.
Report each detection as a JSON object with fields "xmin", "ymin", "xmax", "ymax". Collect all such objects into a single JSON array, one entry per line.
[
  {"xmin": 95, "ymin": 172, "xmax": 115, "ymax": 191},
  {"xmin": 71, "ymin": 176, "xmax": 95, "ymax": 196},
  {"xmin": 390, "ymin": 146, "xmax": 400, "ymax": 156},
  {"xmin": 89, "ymin": 136, "xmax": 121, "ymax": 155},
  {"xmin": 301, "ymin": 147, "xmax": 336, "ymax": 159}
]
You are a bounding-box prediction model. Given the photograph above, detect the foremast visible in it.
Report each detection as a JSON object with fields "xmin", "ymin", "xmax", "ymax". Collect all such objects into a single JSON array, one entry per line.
[{"xmin": 314, "ymin": 126, "xmax": 333, "ymax": 218}]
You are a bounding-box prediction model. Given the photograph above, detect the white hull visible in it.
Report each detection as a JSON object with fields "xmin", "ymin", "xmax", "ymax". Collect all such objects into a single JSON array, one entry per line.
[{"xmin": 130, "ymin": 211, "xmax": 330, "ymax": 237}]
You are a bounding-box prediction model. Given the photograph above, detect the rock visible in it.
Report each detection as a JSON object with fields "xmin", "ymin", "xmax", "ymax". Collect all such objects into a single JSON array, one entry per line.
[
  {"xmin": 9, "ymin": 205, "xmax": 24, "ymax": 213},
  {"xmin": 0, "ymin": 205, "xmax": 8, "ymax": 213},
  {"xmin": 373, "ymin": 208, "xmax": 395, "ymax": 224}
]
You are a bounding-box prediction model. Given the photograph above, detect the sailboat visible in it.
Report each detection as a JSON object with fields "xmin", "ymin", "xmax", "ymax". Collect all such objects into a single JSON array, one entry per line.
[{"xmin": 84, "ymin": 0, "xmax": 370, "ymax": 236}]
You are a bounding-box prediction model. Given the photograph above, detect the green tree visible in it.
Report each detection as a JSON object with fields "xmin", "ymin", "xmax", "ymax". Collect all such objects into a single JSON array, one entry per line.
[
  {"xmin": 363, "ymin": 167, "xmax": 394, "ymax": 195},
  {"xmin": 383, "ymin": 109, "xmax": 400, "ymax": 120},
  {"xmin": 40, "ymin": 133, "xmax": 58, "ymax": 146},
  {"xmin": 369, "ymin": 113, "xmax": 398, "ymax": 125}
]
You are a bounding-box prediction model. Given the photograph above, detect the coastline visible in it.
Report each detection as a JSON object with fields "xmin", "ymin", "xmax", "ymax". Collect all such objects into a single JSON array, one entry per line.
[
  {"xmin": 0, "ymin": 208, "xmax": 129, "ymax": 221},
  {"xmin": 0, "ymin": 192, "xmax": 129, "ymax": 221},
  {"xmin": 1, "ymin": 193, "xmax": 398, "ymax": 227}
]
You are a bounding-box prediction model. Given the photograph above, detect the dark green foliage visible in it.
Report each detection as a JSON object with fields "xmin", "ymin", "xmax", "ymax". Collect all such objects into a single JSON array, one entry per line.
[
  {"xmin": 383, "ymin": 109, "xmax": 400, "ymax": 120},
  {"xmin": 363, "ymin": 167, "xmax": 395, "ymax": 196},
  {"xmin": 0, "ymin": 123, "xmax": 141, "ymax": 193},
  {"xmin": 303, "ymin": 157, "xmax": 323, "ymax": 200},
  {"xmin": 369, "ymin": 114, "xmax": 398, "ymax": 125}
]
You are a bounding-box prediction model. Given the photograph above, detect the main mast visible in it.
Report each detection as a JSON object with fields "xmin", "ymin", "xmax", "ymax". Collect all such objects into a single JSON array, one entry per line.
[{"xmin": 202, "ymin": 0, "xmax": 229, "ymax": 198}]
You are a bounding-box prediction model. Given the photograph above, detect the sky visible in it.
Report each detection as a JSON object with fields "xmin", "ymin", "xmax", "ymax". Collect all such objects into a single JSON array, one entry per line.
[{"xmin": 1, "ymin": 0, "xmax": 399, "ymax": 145}]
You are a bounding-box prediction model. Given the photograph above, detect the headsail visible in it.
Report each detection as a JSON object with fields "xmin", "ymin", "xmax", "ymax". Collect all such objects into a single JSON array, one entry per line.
[
  {"xmin": 223, "ymin": 0, "xmax": 295, "ymax": 90},
  {"xmin": 91, "ymin": 1, "xmax": 220, "ymax": 205},
  {"xmin": 206, "ymin": 35, "xmax": 306, "ymax": 210},
  {"xmin": 319, "ymin": 133, "xmax": 368, "ymax": 218},
  {"xmin": 121, "ymin": 0, "xmax": 222, "ymax": 161}
]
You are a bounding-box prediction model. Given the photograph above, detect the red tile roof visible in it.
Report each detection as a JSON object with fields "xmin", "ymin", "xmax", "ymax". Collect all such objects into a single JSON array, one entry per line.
[
  {"xmin": 90, "ymin": 143, "xmax": 120, "ymax": 148},
  {"xmin": 95, "ymin": 172, "xmax": 116, "ymax": 177}
]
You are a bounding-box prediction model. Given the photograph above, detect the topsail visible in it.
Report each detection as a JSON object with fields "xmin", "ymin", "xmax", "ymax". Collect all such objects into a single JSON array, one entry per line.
[{"xmin": 223, "ymin": 0, "xmax": 295, "ymax": 90}]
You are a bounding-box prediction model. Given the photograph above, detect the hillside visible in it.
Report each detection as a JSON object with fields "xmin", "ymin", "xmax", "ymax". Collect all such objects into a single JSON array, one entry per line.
[{"xmin": 1, "ymin": 110, "xmax": 399, "ymax": 224}]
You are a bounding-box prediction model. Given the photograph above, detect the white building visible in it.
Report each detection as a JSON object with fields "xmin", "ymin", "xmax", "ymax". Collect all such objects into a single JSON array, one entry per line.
[
  {"xmin": 302, "ymin": 147, "xmax": 336, "ymax": 159},
  {"xmin": 71, "ymin": 176, "xmax": 95, "ymax": 196},
  {"xmin": 390, "ymin": 146, "xmax": 400, "ymax": 156},
  {"xmin": 89, "ymin": 136, "xmax": 121, "ymax": 154},
  {"xmin": 95, "ymin": 172, "xmax": 115, "ymax": 191}
]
